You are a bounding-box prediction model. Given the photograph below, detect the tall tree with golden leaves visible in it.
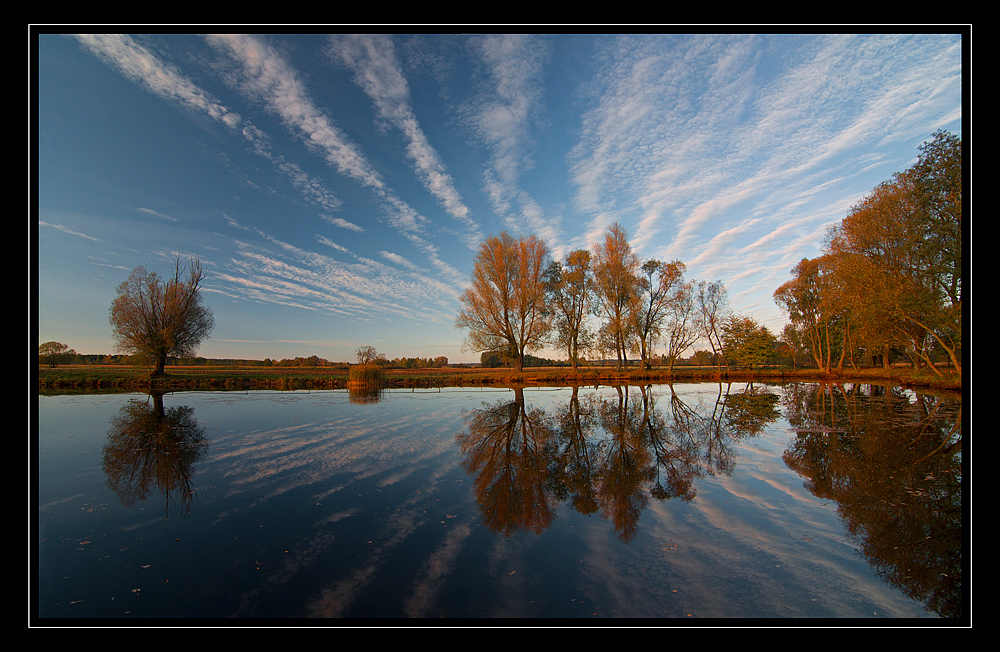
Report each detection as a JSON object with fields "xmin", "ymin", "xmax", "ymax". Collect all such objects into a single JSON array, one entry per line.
[
  {"xmin": 456, "ymin": 232, "xmax": 551, "ymax": 372},
  {"xmin": 592, "ymin": 222, "xmax": 640, "ymax": 369}
]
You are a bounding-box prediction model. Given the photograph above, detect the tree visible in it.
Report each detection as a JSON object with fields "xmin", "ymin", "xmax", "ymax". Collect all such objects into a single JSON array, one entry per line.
[
  {"xmin": 825, "ymin": 131, "xmax": 963, "ymax": 374},
  {"xmin": 720, "ymin": 315, "xmax": 776, "ymax": 369},
  {"xmin": 544, "ymin": 249, "xmax": 594, "ymax": 371},
  {"xmin": 39, "ymin": 341, "xmax": 74, "ymax": 367},
  {"xmin": 631, "ymin": 259, "xmax": 686, "ymax": 369},
  {"xmin": 780, "ymin": 323, "xmax": 805, "ymax": 369},
  {"xmin": 592, "ymin": 222, "xmax": 640, "ymax": 369},
  {"xmin": 774, "ymin": 258, "xmax": 837, "ymax": 372},
  {"xmin": 696, "ymin": 280, "xmax": 730, "ymax": 370},
  {"xmin": 109, "ymin": 256, "xmax": 215, "ymax": 377},
  {"xmin": 910, "ymin": 130, "xmax": 963, "ymax": 311},
  {"xmin": 456, "ymin": 232, "xmax": 551, "ymax": 372},
  {"xmin": 662, "ymin": 279, "xmax": 699, "ymax": 372},
  {"xmin": 776, "ymin": 131, "xmax": 963, "ymax": 375},
  {"xmin": 355, "ymin": 345, "xmax": 386, "ymax": 365}
]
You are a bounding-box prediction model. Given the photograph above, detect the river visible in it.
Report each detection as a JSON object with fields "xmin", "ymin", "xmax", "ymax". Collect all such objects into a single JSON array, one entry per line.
[{"xmin": 34, "ymin": 381, "xmax": 964, "ymax": 623}]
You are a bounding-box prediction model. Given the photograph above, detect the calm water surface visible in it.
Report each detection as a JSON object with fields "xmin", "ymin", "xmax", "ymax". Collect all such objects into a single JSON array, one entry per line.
[{"xmin": 34, "ymin": 382, "xmax": 964, "ymax": 622}]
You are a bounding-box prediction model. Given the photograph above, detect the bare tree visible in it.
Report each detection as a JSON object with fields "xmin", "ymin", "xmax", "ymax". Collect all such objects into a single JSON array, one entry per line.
[
  {"xmin": 456, "ymin": 232, "xmax": 551, "ymax": 372},
  {"xmin": 110, "ymin": 256, "xmax": 215, "ymax": 377},
  {"xmin": 355, "ymin": 345, "xmax": 386, "ymax": 365},
  {"xmin": 631, "ymin": 259, "xmax": 685, "ymax": 369},
  {"xmin": 696, "ymin": 280, "xmax": 730, "ymax": 370},
  {"xmin": 663, "ymin": 279, "xmax": 699, "ymax": 372}
]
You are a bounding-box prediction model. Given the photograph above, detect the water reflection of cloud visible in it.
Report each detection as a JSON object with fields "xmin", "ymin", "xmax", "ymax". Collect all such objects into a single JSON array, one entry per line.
[
  {"xmin": 402, "ymin": 521, "xmax": 473, "ymax": 618},
  {"xmin": 205, "ymin": 415, "xmax": 454, "ymax": 506},
  {"xmin": 304, "ymin": 493, "xmax": 467, "ymax": 618}
]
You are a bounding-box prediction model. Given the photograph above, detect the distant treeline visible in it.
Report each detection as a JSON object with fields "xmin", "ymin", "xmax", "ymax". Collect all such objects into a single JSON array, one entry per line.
[
  {"xmin": 38, "ymin": 351, "xmax": 453, "ymax": 369},
  {"xmin": 40, "ymin": 348, "xmax": 810, "ymax": 370}
]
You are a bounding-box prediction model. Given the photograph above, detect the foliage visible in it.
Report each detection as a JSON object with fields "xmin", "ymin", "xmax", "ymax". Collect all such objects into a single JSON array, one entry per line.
[
  {"xmin": 543, "ymin": 249, "xmax": 595, "ymax": 370},
  {"xmin": 38, "ymin": 341, "xmax": 75, "ymax": 367},
  {"xmin": 457, "ymin": 222, "xmax": 723, "ymax": 372},
  {"xmin": 109, "ymin": 256, "xmax": 215, "ymax": 377},
  {"xmin": 591, "ymin": 222, "xmax": 640, "ymax": 369},
  {"xmin": 720, "ymin": 315, "xmax": 777, "ymax": 369},
  {"xmin": 776, "ymin": 131, "xmax": 963, "ymax": 375},
  {"xmin": 455, "ymin": 232, "xmax": 552, "ymax": 372}
]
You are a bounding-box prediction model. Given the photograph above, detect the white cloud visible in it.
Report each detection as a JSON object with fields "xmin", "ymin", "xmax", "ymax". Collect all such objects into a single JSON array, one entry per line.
[
  {"xmin": 328, "ymin": 34, "xmax": 481, "ymax": 247},
  {"xmin": 206, "ymin": 33, "xmax": 465, "ymax": 286},
  {"xmin": 39, "ymin": 220, "xmax": 101, "ymax": 242},
  {"xmin": 74, "ymin": 34, "xmax": 350, "ymax": 229},
  {"xmin": 464, "ymin": 34, "xmax": 558, "ymax": 241}
]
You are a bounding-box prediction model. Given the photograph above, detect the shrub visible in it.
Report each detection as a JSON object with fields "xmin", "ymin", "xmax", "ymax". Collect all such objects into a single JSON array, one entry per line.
[{"xmin": 347, "ymin": 363, "xmax": 385, "ymax": 388}]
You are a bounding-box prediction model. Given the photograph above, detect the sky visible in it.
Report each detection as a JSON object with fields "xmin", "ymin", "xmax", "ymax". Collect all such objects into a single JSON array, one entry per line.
[{"xmin": 34, "ymin": 31, "xmax": 965, "ymax": 364}]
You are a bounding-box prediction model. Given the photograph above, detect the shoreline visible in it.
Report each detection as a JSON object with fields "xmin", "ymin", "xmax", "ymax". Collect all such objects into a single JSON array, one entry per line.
[{"xmin": 36, "ymin": 364, "xmax": 963, "ymax": 395}]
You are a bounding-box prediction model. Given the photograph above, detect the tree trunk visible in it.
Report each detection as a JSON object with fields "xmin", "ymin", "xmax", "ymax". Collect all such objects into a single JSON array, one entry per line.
[{"xmin": 152, "ymin": 354, "xmax": 167, "ymax": 377}]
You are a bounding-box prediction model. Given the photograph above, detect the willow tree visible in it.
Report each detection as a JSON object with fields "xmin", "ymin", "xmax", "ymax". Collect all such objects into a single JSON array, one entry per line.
[
  {"xmin": 110, "ymin": 256, "xmax": 215, "ymax": 377},
  {"xmin": 456, "ymin": 232, "xmax": 551, "ymax": 372},
  {"xmin": 592, "ymin": 222, "xmax": 640, "ymax": 369}
]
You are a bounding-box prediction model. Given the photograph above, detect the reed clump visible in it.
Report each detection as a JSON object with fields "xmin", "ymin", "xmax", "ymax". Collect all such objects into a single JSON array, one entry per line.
[{"xmin": 347, "ymin": 363, "xmax": 385, "ymax": 389}]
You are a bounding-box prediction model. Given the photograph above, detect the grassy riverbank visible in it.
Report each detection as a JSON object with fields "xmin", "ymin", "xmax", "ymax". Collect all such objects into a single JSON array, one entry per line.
[{"xmin": 36, "ymin": 363, "xmax": 963, "ymax": 394}]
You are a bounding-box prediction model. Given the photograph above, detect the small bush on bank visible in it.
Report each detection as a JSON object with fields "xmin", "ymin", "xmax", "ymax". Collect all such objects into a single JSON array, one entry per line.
[{"xmin": 348, "ymin": 363, "xmax": 385, "ymax": 388}]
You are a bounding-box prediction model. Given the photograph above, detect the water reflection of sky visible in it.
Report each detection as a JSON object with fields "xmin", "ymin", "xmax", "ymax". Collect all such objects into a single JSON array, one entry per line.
[{"xmin": 36, "ymin": 384, "xmax": 961, "ymax": 620}]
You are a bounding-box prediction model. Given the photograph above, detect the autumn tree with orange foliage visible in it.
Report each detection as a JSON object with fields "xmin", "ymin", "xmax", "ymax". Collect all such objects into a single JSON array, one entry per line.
[
  {"xmin": 775, "ymin": 131, "xmax": 962, "ymax": 374},
  {"xmin": 456, "ymin": 232, "xmax": 552, "ymax": 372}
]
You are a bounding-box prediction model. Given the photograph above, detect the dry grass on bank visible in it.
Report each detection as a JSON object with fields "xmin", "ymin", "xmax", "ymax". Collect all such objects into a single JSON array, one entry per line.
[{"xmin": 36, "ymin": 362, "xmax": 962, "ymax": 393}]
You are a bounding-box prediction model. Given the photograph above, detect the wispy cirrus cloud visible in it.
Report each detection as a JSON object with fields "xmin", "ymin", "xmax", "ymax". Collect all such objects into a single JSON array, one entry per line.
[
  {"xmin": 213, "ymin": 235, "xmax": 458, "ymax": 325},
  {"xmin": 463, "ymin": 34, "xmax": 560, "ymax": 243},
  {"xmin": 72, "ymin": 34, "xmax": 358, "ymax": 232},
  {"xmin": 39, "ymin": 220, "xmax": 100, "ymax": 241},
  {"xmin": 205, "ymin": 33, "xmax": 464, "ymax": 285},
  {"xmin": 328, "ymin": 34, "xmax": 481, "ymax": 249},
  {"xmin": 569, "ymin": 33, "xmax": 961, "ymax": 276}
]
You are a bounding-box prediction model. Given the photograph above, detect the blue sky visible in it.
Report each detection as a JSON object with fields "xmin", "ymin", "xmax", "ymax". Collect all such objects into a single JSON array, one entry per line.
[{"xmin": 35, "ymin": 32, "xmax": 964, "ymax": 364}]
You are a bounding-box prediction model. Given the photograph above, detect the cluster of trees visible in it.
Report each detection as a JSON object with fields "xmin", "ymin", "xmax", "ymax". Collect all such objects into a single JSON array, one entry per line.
[
  {"xmin": 353, "ymin": 345, "xmax": 448, "ymax": 369},
  {"xmin": 38, "ymin": 341, "xmax": 77, "ymax": 367},
  {"xmin": 774, "ymin": 131, "xmax": 962, "ymax": 375},
  {"xmin": 455, "ymin": 223, "xmax": 773, "ymax": 372},
  {"xmin": 47, "ymin": 132, "xmax": 959, "ymax": 379}
]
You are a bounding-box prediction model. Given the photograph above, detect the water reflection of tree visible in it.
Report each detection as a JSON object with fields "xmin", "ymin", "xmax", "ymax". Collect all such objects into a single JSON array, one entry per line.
[
  {"xmin": 348, "ymin": 387, "xmax": 384, "ymax": 404},
  {"xmin": 780, "ymin": 383, "xmax": 963, "ymax": 619},
  {"xmin": 456, "ymin": 383, "xmax": 780, "ymax": 544},
  {"xmin": 102, "ymin": 391, "xmax": 209, "ymax": 515},
  {"xmin": 456, "ymin": 387, "xmax": 557, "ymax": 536},
  {"xmin": 593, "ymin": 386, "xmax": 654, "ymax": 543}
]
